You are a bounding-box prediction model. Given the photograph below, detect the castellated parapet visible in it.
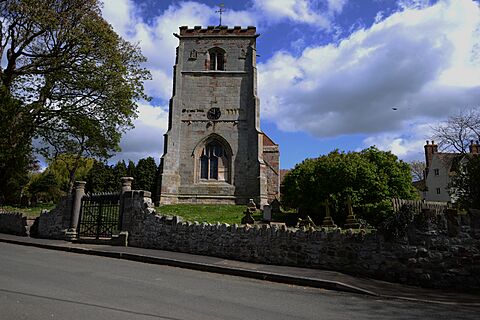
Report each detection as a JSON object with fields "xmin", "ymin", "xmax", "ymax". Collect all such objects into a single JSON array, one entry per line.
[{"xmin": 176, "ymin": 25, "xmax": 258, "ymax": 37}]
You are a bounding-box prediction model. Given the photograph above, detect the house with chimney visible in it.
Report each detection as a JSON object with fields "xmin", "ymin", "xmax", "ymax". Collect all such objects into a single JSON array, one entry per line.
[{"xmin": 423, "ymin": 140, "xmax": 480, "ymax": 203}]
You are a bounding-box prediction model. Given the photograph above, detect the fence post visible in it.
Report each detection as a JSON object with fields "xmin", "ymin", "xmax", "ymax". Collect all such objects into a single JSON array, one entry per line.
[
  {"xmin": 65, "ymin": 181, "xmax": 86, "ymax": 240},
  {"xmin": 119, "ymin": 177, "xmax": 134, "ymax": 231}
]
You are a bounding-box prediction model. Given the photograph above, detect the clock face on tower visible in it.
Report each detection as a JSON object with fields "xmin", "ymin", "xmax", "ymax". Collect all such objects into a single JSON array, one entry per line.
[{"xmin": 207, "ymin": 107, "xmax": 221, "ymax": 120}]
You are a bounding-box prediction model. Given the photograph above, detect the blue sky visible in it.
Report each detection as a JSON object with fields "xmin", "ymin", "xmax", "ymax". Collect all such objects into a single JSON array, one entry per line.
[{"xmin": 101, "ymin": 0, "xmax": 480, "ymax": 168}]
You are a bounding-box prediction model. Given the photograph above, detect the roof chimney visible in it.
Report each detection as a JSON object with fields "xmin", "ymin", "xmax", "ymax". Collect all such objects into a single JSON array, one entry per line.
[
  {"xmin": 424, "ymin": 140, "xmax": 438, "ymax": 169},
  {"xmin": 469, "ymin": 140, "xmax": 480, "ymax": 154}
]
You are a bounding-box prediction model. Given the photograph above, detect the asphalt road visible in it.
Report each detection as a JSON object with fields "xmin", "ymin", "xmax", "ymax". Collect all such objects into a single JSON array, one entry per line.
[{"xmin": 0, "ymin": 242, "xmax": 478, "ymax": 320}]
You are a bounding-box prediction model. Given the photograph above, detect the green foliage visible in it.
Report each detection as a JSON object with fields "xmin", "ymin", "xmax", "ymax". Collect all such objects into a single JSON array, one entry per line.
[
  {"xmin": 380, "ymin": 205, "xmax": 415, "ymax": 242},
  {"xmin": 135, "ymin": 157, "xmax": 157, "ymax": 193},
  {"xmin": 126, "ymin": 160, "xmax": 137, "ymax": 186},
  {"xmin": 85, "ymin": 161, "xmax": 117, "ymax": 193},
  {"xmin": 0, "ymin": 0, "xmax": 150, "ymax": 199},
  {"xmin": 0, "ymin": 91, "xmax": 34, "ymax": 204},
  {"xmin": 451, "ymin": 156, "xmax": 480, "ymax": 209},
  {"xmin": 358, "ymin": 200, "xmax": 394, "ymax": 227},
  {"xmin": 26, "ymin": 172, "xmax": 64, "ymax": 203},
  {"xmin": 113, "ymin": 161, "xmax": 127, "ymax": 182},
  {"xmin": 1, "ymin": 203, "xmax": 55, "ymax": 218},
  {"xmin": 23, "ymin": 154, "xmax": 95, "ymax": 203},
  {"xmin": 281, "ymin": 147, "xmax": 417, "ymax": 226},
  {"xmin": 84, "ymin": 157, "xmax": 158, "ymax": 194},
  {"xmin": 45, "ymin": 155, "xmax": 95, "ymax": 192}
]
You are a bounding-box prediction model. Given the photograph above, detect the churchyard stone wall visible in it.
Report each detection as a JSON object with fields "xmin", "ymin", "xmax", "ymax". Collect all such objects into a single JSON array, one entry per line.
[
  {"xmin": 123, "ymin": 191, "xmax": 480, "ymax": 290},
  {"xmin": 0, "ymin": 211, "xmax": 27, "ymax": 236},
  {"xmin": 2, "ymin": 187, "xmax": 479, "ymax": 290},
  {"xmin": 34, "ymin": 196, "xmax": 72, "ymax": 239}
]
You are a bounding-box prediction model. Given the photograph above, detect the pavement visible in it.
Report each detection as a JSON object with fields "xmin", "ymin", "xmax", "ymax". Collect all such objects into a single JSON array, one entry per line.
[{"xmin": 0, "ymin": 233, "xmax": 479, "ymax": 306}]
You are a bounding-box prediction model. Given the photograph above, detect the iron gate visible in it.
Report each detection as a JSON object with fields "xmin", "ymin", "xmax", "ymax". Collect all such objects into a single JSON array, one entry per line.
[{"xmin": 78, "ymin": 193, "xmax": 121, "ymax": 239}]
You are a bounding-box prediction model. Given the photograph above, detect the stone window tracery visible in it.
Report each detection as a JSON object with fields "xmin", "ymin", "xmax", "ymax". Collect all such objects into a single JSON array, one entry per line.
[{"xmin": 199, "ymin": 141, "xmax": 229, "ymax": 181}]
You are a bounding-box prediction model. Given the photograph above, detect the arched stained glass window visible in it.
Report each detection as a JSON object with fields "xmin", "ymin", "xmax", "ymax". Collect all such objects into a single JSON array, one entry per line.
[{"xmin": 199, "ymin": 141, "xmax": 229, "ymax": 181}]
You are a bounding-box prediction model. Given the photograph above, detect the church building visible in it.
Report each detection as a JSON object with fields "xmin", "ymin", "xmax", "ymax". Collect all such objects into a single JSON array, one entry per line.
[{"xmin": 157, "ymin": 26, "xmax": 279, "ymax": 206}]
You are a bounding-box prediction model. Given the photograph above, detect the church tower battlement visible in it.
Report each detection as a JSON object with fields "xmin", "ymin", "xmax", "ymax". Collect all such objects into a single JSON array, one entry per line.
[{"xmin": 157, "ymin": 25, "xmax": 279, "ymax": 206}]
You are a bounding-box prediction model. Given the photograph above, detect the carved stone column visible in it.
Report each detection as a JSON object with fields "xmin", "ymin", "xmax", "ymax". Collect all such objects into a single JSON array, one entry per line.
[
  {"xmin": 121, "ymin": 177, "xmax": 134, "ymax": 193},
  {"xmin": 65, "ymin": 181, "xmax": 86, "ymax": 240},
  {"xmin": 119, "ymin": 177, "xmax": 134, "ymax": 232}
]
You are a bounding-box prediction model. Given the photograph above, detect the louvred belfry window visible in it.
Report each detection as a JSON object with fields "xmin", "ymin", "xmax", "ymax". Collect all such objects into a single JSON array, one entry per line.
[{"xmin": 208, "ymin": 48, "xmax": 225, "ymax": 70}]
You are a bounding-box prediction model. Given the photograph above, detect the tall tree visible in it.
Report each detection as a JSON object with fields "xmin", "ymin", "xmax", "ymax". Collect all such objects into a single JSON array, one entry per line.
[
  {"xmin": 135, "ymin": 157, "xmax": 157, "ymax": 193},
  {"xmin": 42, "ymin": 154, "xmax": 95, "ymax": 192},
  {"xmin": 450, "ymin": 156, "xmax": 480, "ymax": 210},
  {"xmin": 126, "ymin": 160, "xmax": 137, "ymax": 188},
  {"xmin": 431, "ymin": 109, "xmax": 480, "ymax": 153},
  {"xmin": 409, "ymin": 160, "xmax": 426, "ymax": 182},
  {"xmin": 282, "ymin": 147, "xmax": 417, "ymax": 226},
  {"xmin": 0, "ymin": 91, "xmax": 36, "ymax": 204},
  {"xmin": 85, "ymin": 161, "xmax": 116, "ymax": 194},
  {"xmin": 113, "ymin": 160, "xmax": 127, "ymax": 183},
  {"xmin": 0, "ymin": 0, "xmax": 150, "ymax": 199}
]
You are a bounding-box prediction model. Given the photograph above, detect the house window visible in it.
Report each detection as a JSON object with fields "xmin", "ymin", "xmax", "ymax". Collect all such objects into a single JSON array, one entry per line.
[
  {"xmin": 199, "ymin": 142, "xmax": 229, "ymax": 181},
  {"xmin": 434, "ymin": 168, "xmax": 439, "ymax": 176},
  {"xmin": 436, "ymin": 188, "xmax": 441, "ymax": 194},
  {"xmin": 209, "ymin": 48, "xmax": 225, "ymax": 70}
]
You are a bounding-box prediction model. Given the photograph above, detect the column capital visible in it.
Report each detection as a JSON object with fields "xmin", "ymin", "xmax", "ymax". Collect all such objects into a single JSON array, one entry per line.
[
  {"xmin": 74, "ymin": 181, "xmax": 86, "ymax": 190},
  {"xmin": 121, "ymin": 177, "xmax": 134, "ymax": 193}
]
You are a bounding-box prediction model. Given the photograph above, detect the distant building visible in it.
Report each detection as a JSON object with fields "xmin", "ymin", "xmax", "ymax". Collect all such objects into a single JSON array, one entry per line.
[
  {"xmin": 157, "ymin": 26, "xmax": 279, "ymax": 206},
  {"xmin": 423, "ymin": 140, "xmax": 479, "ymax": 202}
]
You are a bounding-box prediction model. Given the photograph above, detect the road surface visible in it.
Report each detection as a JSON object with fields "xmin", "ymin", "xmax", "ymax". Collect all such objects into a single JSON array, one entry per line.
[{"xmin": 0, "ymin": 242, "xmax": 478, "ymax": 320}]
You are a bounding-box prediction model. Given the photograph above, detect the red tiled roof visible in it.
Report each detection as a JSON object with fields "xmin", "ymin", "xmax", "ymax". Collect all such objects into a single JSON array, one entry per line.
[{"xmin": 262, "ymin": 133, "xmax": 277, "ymax": 146}]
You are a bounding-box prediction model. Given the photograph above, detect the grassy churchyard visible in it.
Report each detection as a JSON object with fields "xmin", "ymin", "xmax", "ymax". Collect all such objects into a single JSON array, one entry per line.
[
  {"xmin": 0, "ymin": 203, "xmax": 55, "ymax": 219},
  {"xmin": 3, "ymin": 203, "xmax": 265, "ymax": 225},
  {"xmin": 156, "ymin": 204, "xmax": 264, "ymax": 225}
]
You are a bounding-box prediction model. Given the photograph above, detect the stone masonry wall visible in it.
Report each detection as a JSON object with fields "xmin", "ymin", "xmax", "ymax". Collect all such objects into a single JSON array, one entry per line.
[
  {"xmin": 0, "ymin": 212, "xmax": 27, "ymax": 236},
  {"xmin": 123, "ymin": 191, "xmax": 480, "ymax": 290},
  {"xmin": 35, "ymin": 196, "xmax": 72, "ymax": 239},
  {"xmin": 159, "ymin": 26, "xmax": 268, "ymax": 206},
  {"xmin": 263, "ymin": 145, "xmax": 280, "ymax": 203}
]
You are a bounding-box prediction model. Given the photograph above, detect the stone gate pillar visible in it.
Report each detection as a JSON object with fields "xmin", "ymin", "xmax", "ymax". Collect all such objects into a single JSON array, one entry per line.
[
  {"xmin": 65, "ymin": 181, "xmax": 86, "ymax": 240},
  {"xmin": 119, "ymin": 177, "xmax": 134, "ymax": 232},
  {"xmin": 121, "ymin": 177, "xmax": 134, "ymax": 193}
]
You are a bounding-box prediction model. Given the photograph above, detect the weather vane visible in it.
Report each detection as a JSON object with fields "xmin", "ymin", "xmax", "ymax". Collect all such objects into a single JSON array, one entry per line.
[{"xmin": 216, "ymin": 3, "xmax": 225, "ymax": 26}]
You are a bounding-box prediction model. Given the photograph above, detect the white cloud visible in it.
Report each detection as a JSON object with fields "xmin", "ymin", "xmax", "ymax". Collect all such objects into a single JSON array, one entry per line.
[
  {"xmin": 102, "ymin": 0, "xmax": 139, "ymax": 37},
  {"xmin": 254, "ymin": 0, "xmax": 327, "ymax": 26},
  {"xmin": 258, "ymin": 0, "xmax": 480, "ymax": 143},
  {"xmin": 397, "ymin": 0, "xmax": 433, "ymax": 10},
  {"xmin": 102, "ymin": 1, "xmax": 216, "ymax": 162},
  {"xmin": 327, "ymin": 0, "xmax": 348, "ymax": 15},
  {"xmin": 111, "ymin": 103, "xmax": 169, "ymax": 164},
  {"xmin": 362, "ymin": 122, "xmax": 434, "ymax": 161},
  {"xmin": 252, "ymin": 0, "xmax": 346, "ymax": 28},
  {"xmin": 102, "ymin": 0, "xmax": 480, "ymax": 164}
]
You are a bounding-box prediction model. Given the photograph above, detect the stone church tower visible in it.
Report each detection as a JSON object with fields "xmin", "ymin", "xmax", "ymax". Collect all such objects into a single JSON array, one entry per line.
[{"xmin": 157, "ymin": 26, "xmax": 279, "ymax": 206}]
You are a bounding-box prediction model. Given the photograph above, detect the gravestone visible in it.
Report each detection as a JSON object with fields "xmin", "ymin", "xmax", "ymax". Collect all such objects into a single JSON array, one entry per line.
[{"xmin": 263, "ymin": 205, "xmax": 272, "ymax": 221}]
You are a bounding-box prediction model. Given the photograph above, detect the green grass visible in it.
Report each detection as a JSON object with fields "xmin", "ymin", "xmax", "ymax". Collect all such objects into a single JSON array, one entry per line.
[
  {"xmin": 0, "ymin": 203, "xmax": 55, "ymax": 218},
  {"xmin": 155, "ymin": 204, "xmax": 263, "ymax": 224}
]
